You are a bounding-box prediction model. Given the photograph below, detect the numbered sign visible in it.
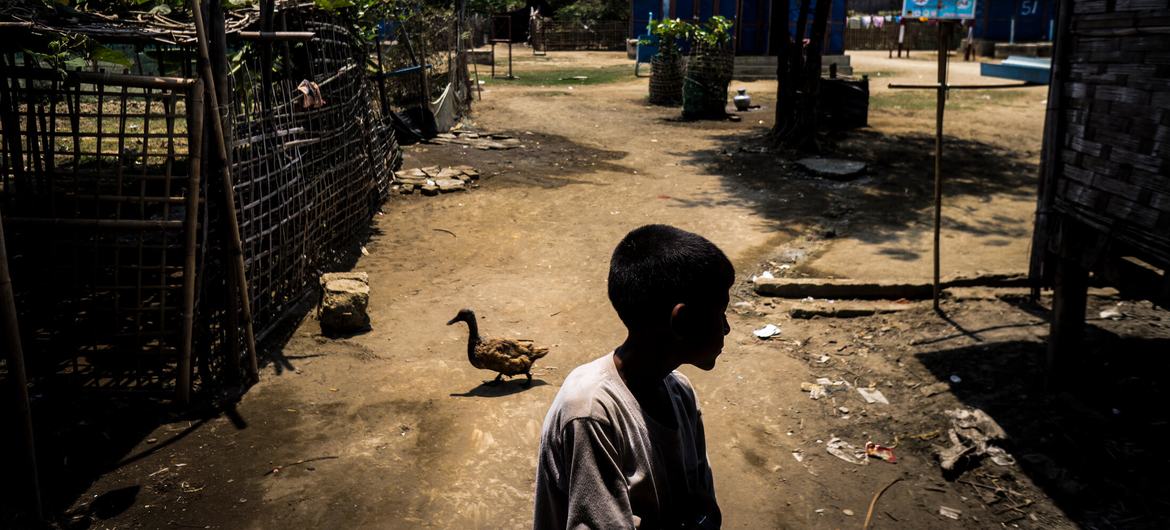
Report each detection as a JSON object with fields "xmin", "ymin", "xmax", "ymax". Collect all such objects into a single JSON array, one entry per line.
[{"xmin": 902, "ymin": 0, "xmax": 977, "ymax": 20}]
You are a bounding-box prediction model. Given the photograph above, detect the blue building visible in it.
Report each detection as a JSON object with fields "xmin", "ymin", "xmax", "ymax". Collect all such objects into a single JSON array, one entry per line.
[
  {"xmin": 630, "ymin": 0, "xmax": 848, "ymax": 56},
  {"xmin": 973, "ymin": 0, "xmax": 1056, "ymax": 42}
]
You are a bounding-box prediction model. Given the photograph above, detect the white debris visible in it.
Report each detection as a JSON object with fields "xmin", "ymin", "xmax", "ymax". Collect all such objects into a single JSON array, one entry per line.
[
  {"xmin": 857, "ymin": 387, "xmax": 889, "ymax": 405},
  {"xmin": 753, "ymin": 324, "xmax": 781, "ymax": 339}
]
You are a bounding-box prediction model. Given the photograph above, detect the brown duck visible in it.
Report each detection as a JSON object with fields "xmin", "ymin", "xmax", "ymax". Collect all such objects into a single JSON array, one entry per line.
[{"xmin": 447, "ymin": 309, "xmax": 549, "ymax": 386}]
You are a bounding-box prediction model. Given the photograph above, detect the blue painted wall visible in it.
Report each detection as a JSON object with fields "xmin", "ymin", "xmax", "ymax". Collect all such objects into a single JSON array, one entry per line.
[
  {"xmin": 974, "ymin": 0, "xmax": 1055, "ymax": 42},
  {"xmin": 629, "ymin": 0, "xmax": 847, "ymax": 55}
]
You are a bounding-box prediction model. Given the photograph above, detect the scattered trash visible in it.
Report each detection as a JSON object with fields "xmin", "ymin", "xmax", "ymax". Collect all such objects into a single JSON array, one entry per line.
[
  {"xmin": 815, "ymin": 508, "xmax": 825, "ymax": 514},
  {"xmin": 800, "ymin": 381, "xmax": 827, "ymax": 400},
  {"xmin": 936, "ymin": 408, "xmax": 1009, "ymax": 472},
  {"xmin": 815, "ymin": 355, "xmax": 831, "ymax": 364},
  {"xmin": 753, "ymin": 324, "xmax": 782, "ymax": 339},
  {"xmin": 826, "ymin": 437, "xmax": 868, "ymax": 465},
  {"xmin": 801, "ymin": 296, "xmax": 816, "ymax": 303},
  {"xmin": 938, "ymin": 506, "xmax": 962, "ymax": 520},
  {"xmin": 751, "ymin": 270, "xmax": 775, "ymax": 282},
  {"xmin": 919, "ymin": 382, "xmax": 950, "ymax": 398},
  {"xmin": 843, "ymin": 509, "xmax": 855, "ymax": 516},
  {"xmin": 865, "ymin": 442, "xmax": 897, "ymax": 463},
  {"xmin": 792, "ymin": 450, "xmax": 804, "ymax": 462},
  {"xmin": 1099, "ymin": 304, "xmax": 1124, "ymax": 320},
  {"xmin": 857, "ymin": 387, "xmax": 889, "ymax": 405},
  {"xmin": 986, "ymin": 445, "xmax": 1016, "ymax": 466},
  {"xmin": 838, "ymin": 406, "xmax": 850, "ymax": 414},
  {"xmin": 949, "ymin": 374, "xmax": 962, "ymax": 384}
]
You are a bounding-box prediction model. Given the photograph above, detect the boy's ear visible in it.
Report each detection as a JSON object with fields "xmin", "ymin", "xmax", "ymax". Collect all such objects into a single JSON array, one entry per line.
[{"xmin": 669, "ymin": 302, "xmax": 688, "ymax": 334}]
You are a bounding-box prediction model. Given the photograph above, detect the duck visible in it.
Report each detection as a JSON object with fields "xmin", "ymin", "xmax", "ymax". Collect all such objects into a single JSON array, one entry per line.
[{"xmin": 447, "ymin": 308, "xmax": 549, "ymax": 386}]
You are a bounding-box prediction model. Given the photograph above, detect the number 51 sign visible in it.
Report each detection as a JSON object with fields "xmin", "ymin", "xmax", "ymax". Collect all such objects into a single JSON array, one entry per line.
[{"xmin": 902, "ymin": 0, "xmax": 977, "ymax": 20}]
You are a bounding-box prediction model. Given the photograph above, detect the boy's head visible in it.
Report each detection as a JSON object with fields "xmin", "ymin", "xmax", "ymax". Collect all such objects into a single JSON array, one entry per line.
[{"xmin": 608, "ymin": 225, "xmax": 735, "ymax": 369}]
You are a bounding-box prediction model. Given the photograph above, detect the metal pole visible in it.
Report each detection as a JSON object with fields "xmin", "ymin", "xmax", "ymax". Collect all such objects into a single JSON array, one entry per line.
[
  {"xmin": 191, "ymin": 0, "xmax": 260, "ymax": 383},
  {"xmin": 0, "ymin": 206, "xmax": 44, "ymax": 523},
  {"xmin": 933, "ymin": 21, "xmax": 951, "ymax": 311}
]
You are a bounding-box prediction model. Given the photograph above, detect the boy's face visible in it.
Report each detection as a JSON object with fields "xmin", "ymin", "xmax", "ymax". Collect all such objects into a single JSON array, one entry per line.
[{"xmin": 672, "ymin": 291, "xmax": 731, "ymax": 371}]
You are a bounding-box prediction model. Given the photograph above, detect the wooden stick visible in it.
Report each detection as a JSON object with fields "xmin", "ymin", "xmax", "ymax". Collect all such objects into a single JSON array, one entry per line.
[
  {"xmin": 0, "ymin": 205, "xmax": 45, "ymax": 523},
  {"xmin": 863, "ymin": 477, "xmax": 903, "ymax": 530},
  {"xmin": 235, "ymin": 31, "xmax": 316, "ymax": 41},
  {"xmin": 932, "ymin": 22, "xmax": 952, "ymax": 311},
  {"xmin": 177, "ymin": 79, "xmax": 205, "ymax": 404},
  {"xmin": 191, "ymin": 0, "xmax": 260, "ymax": 383}
]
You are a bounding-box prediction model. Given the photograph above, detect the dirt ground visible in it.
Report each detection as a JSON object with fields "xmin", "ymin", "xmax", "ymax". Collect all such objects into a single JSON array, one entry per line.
[{"xmin": 18, "ymin": 51, "xmax": 1170, "ymax": 529}]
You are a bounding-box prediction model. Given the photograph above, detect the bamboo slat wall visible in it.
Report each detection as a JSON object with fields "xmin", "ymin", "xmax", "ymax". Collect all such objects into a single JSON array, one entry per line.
[
  {"xmin": 0, "ymin": 6, "xmax": 402, "ymax": 398},
  {"xmin": 1046, "ymin": 1, "xmax": 1170, "ymax": 268}
]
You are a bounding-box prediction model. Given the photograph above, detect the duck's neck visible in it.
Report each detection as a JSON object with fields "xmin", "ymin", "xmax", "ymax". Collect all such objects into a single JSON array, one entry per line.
[{"xmin": 464, "ymin": 314, "xmax": 481, "ymax": 365}]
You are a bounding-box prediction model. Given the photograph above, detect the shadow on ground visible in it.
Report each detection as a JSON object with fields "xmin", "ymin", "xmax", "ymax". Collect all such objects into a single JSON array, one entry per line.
[
  {"xmin": 405, "ymin": 131, "xmax": 632, "ymax": 190},
  {"xmin": 674, "ymin": 126, "xmax": 1037, "ymax": 261},
  {"xmin": 915, "ymin": 326, "xmax": 1170, "ymax": 529}
]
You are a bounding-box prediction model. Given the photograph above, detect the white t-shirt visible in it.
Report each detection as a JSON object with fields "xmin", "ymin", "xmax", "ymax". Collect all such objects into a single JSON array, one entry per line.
[{"xmin": 534, "ymin": 353, "xmax": 720, "ymax": 529}]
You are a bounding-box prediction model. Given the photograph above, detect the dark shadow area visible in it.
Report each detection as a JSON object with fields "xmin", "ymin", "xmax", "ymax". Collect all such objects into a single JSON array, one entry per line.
[
  {"xmin": 916, "ymin": 330, "xmax": 1170, "ymax": 529},
  {"xmin": 676, "ymin": 127, "xmax": 1038, "ymax": 256},
  {"xmin": 404, "ymin": 131, "xmax": 632, "ymax": 190},
  {"xmin": 450, "ymin": 378, "xmax": 549, "ymax": 397}
]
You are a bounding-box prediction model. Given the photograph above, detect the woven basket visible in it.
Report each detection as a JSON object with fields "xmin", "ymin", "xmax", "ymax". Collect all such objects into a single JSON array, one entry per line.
[
  {"xmin": 648, "ymin": 48, "xmax": 683, "ymax": 106},
  {"xmin": 682, "ymin": 42, "xmax": 734, "ymax": 119}
]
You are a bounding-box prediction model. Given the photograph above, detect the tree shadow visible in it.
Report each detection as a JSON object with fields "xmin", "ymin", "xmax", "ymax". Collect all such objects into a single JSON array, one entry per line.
[
  {"xmin": 915, "ymin": 329, "xmax": 1170, "ymax": 528},
  {"xmin": 449, "ymin": 378, "xmax": 549, "ymax": 398},
  {"xmin": 675, "ymin": 126, "xmax": 1038, "ymax": 261}
]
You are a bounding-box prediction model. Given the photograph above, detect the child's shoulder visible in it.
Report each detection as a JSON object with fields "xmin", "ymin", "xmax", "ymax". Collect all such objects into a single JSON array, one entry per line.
[{"xmin": 547, "ymin": 354, "xmax": 628, "ymax": 426}]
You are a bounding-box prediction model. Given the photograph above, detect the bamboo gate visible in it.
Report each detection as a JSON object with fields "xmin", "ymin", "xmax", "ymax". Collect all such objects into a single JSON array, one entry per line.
[{"xmin": 0, "ymin": 2, "xmax": 405, "ymax": 406}]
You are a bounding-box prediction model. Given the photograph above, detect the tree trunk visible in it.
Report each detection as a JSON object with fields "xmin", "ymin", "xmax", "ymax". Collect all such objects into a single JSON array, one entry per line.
[
  {"xmin": 778, "ymin": 0, "xmax": 830, "ymax": 152},
  {"xmin": 770, "ymin": 0, "xmax": 791, "ymax": 139}
]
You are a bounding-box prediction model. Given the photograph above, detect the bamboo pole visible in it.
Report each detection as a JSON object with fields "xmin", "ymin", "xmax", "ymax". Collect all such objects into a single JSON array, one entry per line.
[
  {"xmin": 177, "ymin": 80, "xmax": 205, "ymax": 404},
  {"xmin": 191, "ymin": 0, "xmax": 260, "ymax": 383},
  {"xmin": 932, "ymin": 22, "xmax": 952, "ymax": 311},
  {"xmin": 236, "ymin": 31, "xmax": 315, "ymax": 41},
  {"xmin": 0, "ymin": 206, "xmax": 44, "ymax": 523}
]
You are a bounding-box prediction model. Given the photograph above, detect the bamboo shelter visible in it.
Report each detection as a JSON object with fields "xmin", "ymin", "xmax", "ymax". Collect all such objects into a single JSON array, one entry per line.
[{"xmin": 0, "ymin": 0, "xmax": 403, "ymax": 402}]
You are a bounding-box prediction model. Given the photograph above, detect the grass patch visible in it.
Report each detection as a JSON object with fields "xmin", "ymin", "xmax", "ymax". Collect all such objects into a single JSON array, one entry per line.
[
  {"xmin": 480, "ymin": 64, "xmax": 634, "ymax": 87},
  {"xmin": 870, "ymin": 89, "xmax": 1031, "ymax": 112}
]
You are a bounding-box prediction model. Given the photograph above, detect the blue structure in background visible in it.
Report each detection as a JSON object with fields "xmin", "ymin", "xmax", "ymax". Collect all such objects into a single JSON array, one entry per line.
[
  {"xmin": 973, "ymin": 0, "xmax": 1056, "ymax": 42},
  {"xmin": 630, "ymin": 0, "xmax": 847, "ymax": 56}
]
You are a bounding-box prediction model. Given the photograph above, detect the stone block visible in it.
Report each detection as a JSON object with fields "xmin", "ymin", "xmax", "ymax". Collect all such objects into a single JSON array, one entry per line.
[{"xmin": 319, "ymin": 272, "xmax": 370, "ymax": 334}]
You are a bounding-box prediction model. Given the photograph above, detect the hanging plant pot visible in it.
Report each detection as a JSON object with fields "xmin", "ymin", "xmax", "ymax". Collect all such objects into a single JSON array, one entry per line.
[
  {"xmin": 682, "ymin": 41, "xmax": 734, "ymax": 120},
  {"xmin": 648, "ymin": 48, "xmax": 683, "ymax": 106}
]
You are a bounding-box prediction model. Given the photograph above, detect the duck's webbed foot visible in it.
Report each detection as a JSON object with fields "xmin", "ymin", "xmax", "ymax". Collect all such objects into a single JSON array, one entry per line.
[
  {"xmin": 523, "ymin": 372, "xmax": 533, "ymax": 388},
  {"xmin": 485, "ymin": 373, "xmax": 504, "ymax": 386}
]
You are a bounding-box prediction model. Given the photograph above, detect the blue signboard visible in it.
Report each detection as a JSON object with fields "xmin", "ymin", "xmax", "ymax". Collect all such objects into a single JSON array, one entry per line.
[{"xmin": 902, "ymin": 0, "xmax": 977, "ymax": 20}]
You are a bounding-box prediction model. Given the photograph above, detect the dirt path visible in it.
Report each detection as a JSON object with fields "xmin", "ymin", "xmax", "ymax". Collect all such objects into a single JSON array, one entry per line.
[{"xmin": 59, "ymin": 51, "xmax": 1169, "ymax": 530}]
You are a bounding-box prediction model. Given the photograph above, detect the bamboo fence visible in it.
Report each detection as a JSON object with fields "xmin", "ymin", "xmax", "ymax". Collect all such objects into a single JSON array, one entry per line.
[{"xmin": 0, "ymin": 2, "xmax": 403, "ymax": 401}]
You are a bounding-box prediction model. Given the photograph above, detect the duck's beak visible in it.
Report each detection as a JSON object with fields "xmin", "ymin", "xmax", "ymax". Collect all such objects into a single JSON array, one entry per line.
[{"xmin": 446, "ymin": 317, "xmax": 458, "ymax": 325}]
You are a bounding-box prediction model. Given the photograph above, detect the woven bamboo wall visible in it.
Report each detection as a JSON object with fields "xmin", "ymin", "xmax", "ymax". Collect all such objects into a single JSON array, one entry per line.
[{"xmin": 1050, "ymin": 1, "xmax": 1170, "ymax": 267}]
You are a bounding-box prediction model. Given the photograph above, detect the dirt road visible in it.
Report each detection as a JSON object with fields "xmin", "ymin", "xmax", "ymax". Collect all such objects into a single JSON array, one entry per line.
[{"xmin": 58, "ymin": 51, "xmax": 1170, "ymax": 530}]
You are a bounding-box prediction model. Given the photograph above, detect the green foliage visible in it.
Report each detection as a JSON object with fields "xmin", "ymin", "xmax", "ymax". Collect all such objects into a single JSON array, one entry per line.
[
  {"xmin": 646, "ymin": 18, "xmax": 687, "ymax": 54},
  {"xmin": 685, "ymin": 15, "xmax": 733, "ymax": 48},
  {"xmin": 552, "ymin": 0, "xmax": 627, "ymax": 23}
]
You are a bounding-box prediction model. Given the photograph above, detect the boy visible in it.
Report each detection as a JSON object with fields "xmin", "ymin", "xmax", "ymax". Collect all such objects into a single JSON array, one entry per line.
[{"xmin": 534, "ymin": 224, "xmax": 732, "ymax": 529}]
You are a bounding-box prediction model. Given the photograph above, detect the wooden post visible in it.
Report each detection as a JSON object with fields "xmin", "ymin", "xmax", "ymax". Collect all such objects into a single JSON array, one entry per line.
[
  {"xmin": 1048, "ymin": 254, "xmax": 1087, "ymax": 387},
  {"xmin": 932, "ymin": 21, "xmax": 952, "ymax": 311},
  {"xmin": 192, "ymin": 0, "xmax": 260, "ymax": 384},
  {"xmin": 0, "ymin": 206, "xmax": 44, "ymax": 523},
  {"xmin": 177, "ymin": 81, "xmax": 205, "ymax": 404}
]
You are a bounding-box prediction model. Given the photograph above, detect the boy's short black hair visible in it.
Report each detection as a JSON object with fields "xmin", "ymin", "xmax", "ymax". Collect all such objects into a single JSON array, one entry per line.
[{"xmin": 608, "ymin": 224, "xmax": 735, "ymax": 329}]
